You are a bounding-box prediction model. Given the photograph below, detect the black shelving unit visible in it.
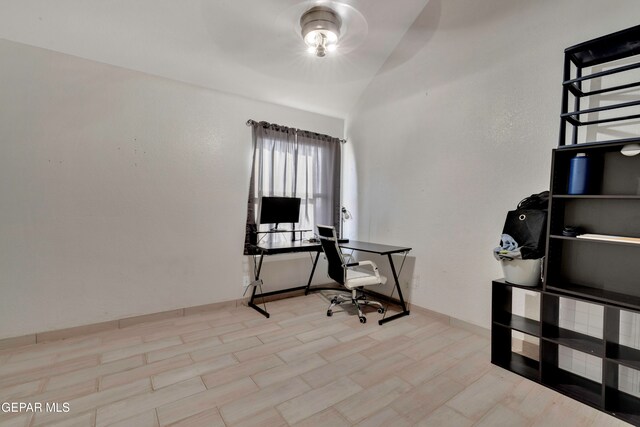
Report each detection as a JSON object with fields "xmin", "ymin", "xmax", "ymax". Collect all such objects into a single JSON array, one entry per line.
[
  {"xmin": 546, "ymin": 141, "xmax": 640, "ymax": 307},
  {"xmin": 492, "ymin": 25, "xmax": 640, "ymax": 426},
  {"xmin": 493, "ymin": 280, "xmax": 640, "ymax": 424},
  {"xmin": 559, "ymin": 24, "xmax": 640, "ymax": 146},
  {"xmin": 491, "ymin": 280, "xmax": 542, "ymax": 384}
]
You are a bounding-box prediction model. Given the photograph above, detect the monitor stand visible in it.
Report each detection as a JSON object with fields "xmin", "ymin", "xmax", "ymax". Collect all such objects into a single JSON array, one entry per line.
[{"xmin": 268, "ymin": 224, "xmax": 298, "ymax": 242}]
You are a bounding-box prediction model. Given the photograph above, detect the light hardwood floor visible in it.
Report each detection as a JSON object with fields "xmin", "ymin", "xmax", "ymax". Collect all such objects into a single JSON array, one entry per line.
[{"xmin": 0, "ymin": 293, "xmax": 630, "ymax": 426}]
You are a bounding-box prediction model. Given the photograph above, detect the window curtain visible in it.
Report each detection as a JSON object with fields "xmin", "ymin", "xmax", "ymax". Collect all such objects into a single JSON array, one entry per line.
[{"xmin": 243, "ymin": 121, "xmax": 341, "ymax": 255}]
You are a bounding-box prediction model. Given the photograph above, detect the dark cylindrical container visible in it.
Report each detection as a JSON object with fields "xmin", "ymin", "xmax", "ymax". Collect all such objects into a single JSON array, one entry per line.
[{"xmin": 567, "ymin": 153, "xmax": 591, "ymax": 195}]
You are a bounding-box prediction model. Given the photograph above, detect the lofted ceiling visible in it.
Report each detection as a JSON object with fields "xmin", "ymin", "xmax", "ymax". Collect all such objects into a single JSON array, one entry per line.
[{"xmin": 0, "ymin": 0, "xmax": 430, "ymax": 118}]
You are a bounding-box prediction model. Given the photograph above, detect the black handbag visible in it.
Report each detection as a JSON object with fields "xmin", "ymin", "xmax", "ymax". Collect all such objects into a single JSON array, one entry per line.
[
  {"xmin": 501, "ymin": 209, "xmax": 547, "ymax": 259},
  {"xmin": 517, "ymin": 191, "xmax": 549, "ymax": 210}
]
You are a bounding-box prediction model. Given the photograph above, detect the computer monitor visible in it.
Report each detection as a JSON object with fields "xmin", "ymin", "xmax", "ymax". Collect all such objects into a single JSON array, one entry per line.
[{"xmin": 259, "ymin": 197, "xmax": 301, "ymax": 229}]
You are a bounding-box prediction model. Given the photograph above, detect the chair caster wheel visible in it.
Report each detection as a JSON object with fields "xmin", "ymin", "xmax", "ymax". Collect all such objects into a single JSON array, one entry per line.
[
  {"xmin": 359, "ymin": 316, "xmax": 366, "ymax": 324},
  {"xmin": 330, "ymin": 297, "xmax": 337, "ymax": 304},
  {"xmin": 327, "ymin": 310, "xmax": 333, "ymax": 317},
  {"xmin": 377, "ymin": 308, "xmax": 385, "ymax": 314}
]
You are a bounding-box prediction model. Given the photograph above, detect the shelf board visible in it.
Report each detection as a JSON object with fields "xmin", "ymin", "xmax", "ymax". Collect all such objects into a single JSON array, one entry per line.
[
  {"xmin": 612, "ymin": 412, "xmax": 640, "ymax": 426},
  {"xmin": 553, "ymin": 194, "xmax": 640, "ymax": 200},
  {"xmin": 565, "ymin": 24, "xmax": 640, "ymax": 67},
  {"xmin": 542, "ymin": 365, "xmax": 603, "ymax": 408},
  {"xmin": 557, "ymin": 136, "xmax": 640, "ymax": 150},
  {"xmin": 493, "ymin": 353, "xmax": 539, "ymax": 382},
  {"xmin": 550, "ymin": 234, "xmax": 640, "ymax": 248},
  {"xmin": 562, "ymin": 99, "xmax": 640, "ymax": 120},
  {"xmin": 605, "ymin": 389, "xmax": 640, "ymax": 425},
  {"xmin": 493, "ymin": 314, "xmax": 540, "ymax": 336},
  {"xmin": 564, "ymin": 61, "xmax": 640, "ymax": 86},
  {"xmin": 563, "ymin": 112, "xmax": 640, "ymax": 127},
  {"xmin": 566, "ymin": 79, "xmax": 640, "ymax": 98},
  {"xmin": 542, "ymin": 326, "xmax": 604, "ymax": 356},
  {"xmin": 606, "ymin": 343, "xmax": 640, "ymax": 371},
  {"xmin": 492, "ymin": 278, "xmax": 542, "ymax": 292},
  {"xmin": 545, "ymin": 283, "xmax": 640, "ymax": 312}
]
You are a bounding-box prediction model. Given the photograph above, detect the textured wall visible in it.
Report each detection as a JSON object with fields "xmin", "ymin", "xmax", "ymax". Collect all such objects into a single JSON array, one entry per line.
[
  {"xmin": 344, "ymin": 0, "xmax": 640, "ymax": 328},
  {"xmin": 0, "ymin": 39, "xmax": 343, "ymax": 339}
]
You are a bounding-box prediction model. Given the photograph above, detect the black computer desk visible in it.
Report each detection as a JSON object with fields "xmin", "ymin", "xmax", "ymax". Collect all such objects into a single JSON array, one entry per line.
[{"xmin": 248, "ymin": 240, "xmax": 411, "ymax": 325}]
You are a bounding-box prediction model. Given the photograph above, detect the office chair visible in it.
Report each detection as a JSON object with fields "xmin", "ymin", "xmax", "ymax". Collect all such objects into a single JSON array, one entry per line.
[{"xmin": 317, "ymin": 225, "xmax": 387, "ymax": 323}]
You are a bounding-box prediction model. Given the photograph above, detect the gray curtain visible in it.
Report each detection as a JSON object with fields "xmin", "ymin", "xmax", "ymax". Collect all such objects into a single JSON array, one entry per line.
[{"xmin": 244, "ymin": 122, "xmax": 341, "ymax": 254}]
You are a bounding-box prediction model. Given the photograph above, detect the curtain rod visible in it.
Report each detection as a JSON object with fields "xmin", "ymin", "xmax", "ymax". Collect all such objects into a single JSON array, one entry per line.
[{"xmin": 246, "ymin": 119, "xmax": 346, "ymax": 143}]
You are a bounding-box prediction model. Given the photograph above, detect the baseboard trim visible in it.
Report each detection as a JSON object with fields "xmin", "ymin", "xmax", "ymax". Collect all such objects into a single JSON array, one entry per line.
[
  {"xmin": 0, "ymin": 334, "xmax": 36, "ymax": 351},
  {"xmin": 407, "ymin": 303, "xmax": 451, "ymax": 322},
  {"xmin": 0, "ymin": 298, "xmax": 242, "ymax": 350},
  {"xmin": 449, "ymin": 317, "xmax": 490, "ymax": 338},
  {"xmin": 406, "ymin": 303, "xmax": 490, "ymax": 338},
  {"xmin": 118, "ymin": 309, "xmax": 184, "ymax": 329},
  {"xmin": 0, "ymin": 289, "xmax": 490, "ymax": 350},
  {"xmin": 37, "ymin": 320, "xmax": 120, "ymax": 343}
]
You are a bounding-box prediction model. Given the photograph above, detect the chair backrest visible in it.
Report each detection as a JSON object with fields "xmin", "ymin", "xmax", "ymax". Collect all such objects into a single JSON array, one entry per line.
[{"xmin": 317, "ymin": 225, "xmax": 345, "ymax": 285}]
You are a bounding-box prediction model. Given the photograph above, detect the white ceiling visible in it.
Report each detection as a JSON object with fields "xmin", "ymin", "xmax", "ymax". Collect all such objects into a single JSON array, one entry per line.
[{"xmin": 0, "ymin": 0, "xmax": 430, "ymax": 118}]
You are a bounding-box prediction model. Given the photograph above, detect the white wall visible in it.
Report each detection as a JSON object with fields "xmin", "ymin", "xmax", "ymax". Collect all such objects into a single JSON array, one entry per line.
[
  {"xmin": 0, "ymin": 39, "xmax": 343, "ymax": 339},
  {"xmin": 344, "ymin": 0, "xmax": 640, "ymax": 328}
]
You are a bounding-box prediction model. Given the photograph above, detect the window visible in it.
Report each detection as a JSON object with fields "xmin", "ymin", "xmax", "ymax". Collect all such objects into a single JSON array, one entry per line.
[{"xmin": 244, "ymin": 122, "xmax": 341, "ymax": 253}]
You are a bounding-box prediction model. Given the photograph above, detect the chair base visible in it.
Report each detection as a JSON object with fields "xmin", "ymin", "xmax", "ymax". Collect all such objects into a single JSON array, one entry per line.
[{"xmin": 327, "ymin": 289, "xmax": 385, "ymax": 324}]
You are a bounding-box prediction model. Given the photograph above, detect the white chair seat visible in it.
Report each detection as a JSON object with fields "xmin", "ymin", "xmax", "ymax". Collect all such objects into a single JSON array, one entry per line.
[
  {"xmin": 317, "ymin": 224, "xmax": 386, "ymax": 323},
  {"xmin": 345, "ymin": 269, "xmax": 387, "ymax": 289}
]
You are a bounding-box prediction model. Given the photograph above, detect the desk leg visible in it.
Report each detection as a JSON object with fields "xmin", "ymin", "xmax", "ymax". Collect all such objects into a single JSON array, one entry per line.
[
  {"xmin": 304, "ymin": 252, "xmax": 321, "ymax": 295},
  {"xmin": 248, "ymin": 252, "xmax": 270, "ymax": 318},
  {"xmin": 379, "ymin": 253, "xmax": 410, "ymax": 325}
]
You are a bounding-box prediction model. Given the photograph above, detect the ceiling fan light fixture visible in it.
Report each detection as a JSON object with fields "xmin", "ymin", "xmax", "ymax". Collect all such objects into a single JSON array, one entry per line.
[{"xmin": 300, "ymin": 6, "xmax": 342, "ymax": 57}]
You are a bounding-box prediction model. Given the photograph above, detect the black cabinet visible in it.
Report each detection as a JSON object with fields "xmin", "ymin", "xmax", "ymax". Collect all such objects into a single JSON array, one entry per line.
[
  {"xmin": 492, "ymin": 25, "xmax": 640, "ymax": 426},
  {"xmin": 491, "ymin": 280, "xmax": 541, "ymax": 383},
  {"xmin": 492, "ymin": 280, "xmax": 640, "ymax": 425},
  {"xmin": 546, "ymin": 141, "xmax": 640, "ymax": 309}
]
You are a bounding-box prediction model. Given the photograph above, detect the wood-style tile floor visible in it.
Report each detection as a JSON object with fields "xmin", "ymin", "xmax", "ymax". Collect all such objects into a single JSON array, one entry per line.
[{"xmin": 0, "ymin": 293, "xmax": 630, "ymax": 427}]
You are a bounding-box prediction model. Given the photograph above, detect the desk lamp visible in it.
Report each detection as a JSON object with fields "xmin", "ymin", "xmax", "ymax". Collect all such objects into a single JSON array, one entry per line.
[{"xmin": 340, "ymin": 206, "xmax": 352, "ymax": 239}]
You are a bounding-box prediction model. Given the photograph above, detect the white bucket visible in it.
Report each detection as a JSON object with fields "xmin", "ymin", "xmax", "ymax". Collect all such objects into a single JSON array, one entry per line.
[{"xmin": 501, "ymin": 258, "xmax": 542, "ymax": 287}]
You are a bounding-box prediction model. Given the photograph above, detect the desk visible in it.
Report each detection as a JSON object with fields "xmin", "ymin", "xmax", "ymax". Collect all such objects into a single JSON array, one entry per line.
[
  {"xmin": 248, "ymin": 240, "xmax": 411, "ymax": 325},
  {"xmin": 332, "ymin": 241, "xmax": 412, "ymax": 325}
]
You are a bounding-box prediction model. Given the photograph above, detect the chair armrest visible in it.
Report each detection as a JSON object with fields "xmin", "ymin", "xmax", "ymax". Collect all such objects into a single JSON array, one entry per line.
[
  {"xmin": 343, "ymin": 260, "xmax": 381, "ymax": 282},
  {"xmin": 345, "ymin": 260, "xmax": 378, "ymax": 268},
  {"xmin": 342, "ymin": 253, "xmax": 354, "ymax": 264}
]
